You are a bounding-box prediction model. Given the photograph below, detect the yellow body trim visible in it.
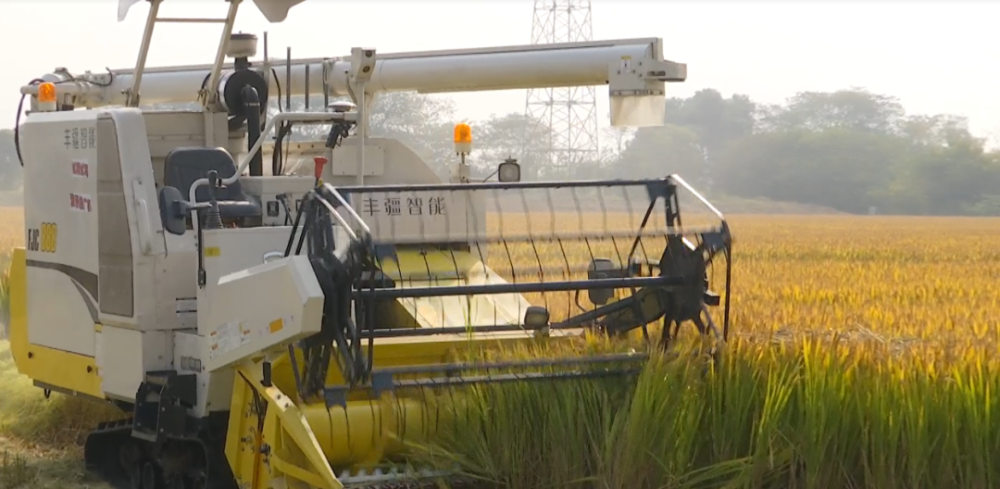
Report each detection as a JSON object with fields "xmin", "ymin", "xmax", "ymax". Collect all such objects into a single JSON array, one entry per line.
[
  {"xmin": 228, "ymin": 364, "xmax": 344, "ymax": 489},
  {"xmin": 8, "ymin": 248, "xmax": 104, "ymax": 399},
  {"xmin": 223, "ymin": 331, "xmax": 576, "ymax": 487},
  {"xmin": 270, "ymin": 455, "xmax": 330, "ymax": 488}
]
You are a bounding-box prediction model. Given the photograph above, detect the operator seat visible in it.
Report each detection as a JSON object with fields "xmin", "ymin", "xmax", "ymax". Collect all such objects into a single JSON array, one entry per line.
[{"xmin": 163, "ymin": 147, "xmax": 262, "ymax": 219}]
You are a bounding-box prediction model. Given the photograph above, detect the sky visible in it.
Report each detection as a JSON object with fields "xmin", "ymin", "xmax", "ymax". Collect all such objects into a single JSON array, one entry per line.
[{"xmin": 1, "ymin": 0, "xmax": 999, "ymax": 145}]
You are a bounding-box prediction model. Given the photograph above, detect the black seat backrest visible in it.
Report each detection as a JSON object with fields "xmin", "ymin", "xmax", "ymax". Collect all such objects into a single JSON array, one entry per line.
[{"xmin": 163, "ymin": 147, "xmax": 248, "ymax": 204}]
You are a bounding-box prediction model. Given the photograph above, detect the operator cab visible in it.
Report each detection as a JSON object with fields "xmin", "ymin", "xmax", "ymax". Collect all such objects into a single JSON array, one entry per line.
[{"xmin": 163, "ymin": 147, "xmax": 263, "ymax": 228}]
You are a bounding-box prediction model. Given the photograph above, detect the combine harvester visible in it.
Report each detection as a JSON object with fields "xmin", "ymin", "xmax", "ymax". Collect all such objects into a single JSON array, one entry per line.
[{"xmin": 5, "ymin": 0, "xmax": 733, "ymax": 487}]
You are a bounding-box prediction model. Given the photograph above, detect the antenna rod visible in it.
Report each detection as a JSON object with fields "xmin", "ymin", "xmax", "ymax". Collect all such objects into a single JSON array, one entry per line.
[
  {"xmin": 285, "ymin": 46, "xmax": 291, "ymax": 111},
  {"xmin": 262, "ymin": 31, "xmax": 269, "ymax": 126}
]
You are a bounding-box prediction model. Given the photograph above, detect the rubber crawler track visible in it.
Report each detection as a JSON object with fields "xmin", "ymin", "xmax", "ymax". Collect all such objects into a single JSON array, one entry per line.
[{"xmin": 83, "ymin": 416, "xmax": 236, "ymax": 489}]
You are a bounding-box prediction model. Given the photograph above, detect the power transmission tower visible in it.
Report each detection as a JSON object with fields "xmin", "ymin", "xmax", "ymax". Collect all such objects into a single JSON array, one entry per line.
[{"xmin": 524, "ymin": 0, "xmax": 600, "ymax": 179}]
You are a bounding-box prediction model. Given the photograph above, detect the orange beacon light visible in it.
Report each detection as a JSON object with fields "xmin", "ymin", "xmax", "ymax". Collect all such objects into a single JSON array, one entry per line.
[
  {"xmin": 453, "ymin": 123, "xmax": 472, "ymax": 155},
  {"xmin": 37, "ymin": 82, "xmax": 57, "ymax": 112}
]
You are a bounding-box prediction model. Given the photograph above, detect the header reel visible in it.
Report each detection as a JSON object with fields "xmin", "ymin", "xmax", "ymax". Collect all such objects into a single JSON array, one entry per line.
[{"xmin": 283, "ymin": 175, "xmax": 732, "ymax": 407}]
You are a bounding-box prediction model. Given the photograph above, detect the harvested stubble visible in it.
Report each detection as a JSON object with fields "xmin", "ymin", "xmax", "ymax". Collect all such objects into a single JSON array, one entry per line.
[{"xmin": 0, "ymin": 208, "xmax": 997, "ymax": 489}]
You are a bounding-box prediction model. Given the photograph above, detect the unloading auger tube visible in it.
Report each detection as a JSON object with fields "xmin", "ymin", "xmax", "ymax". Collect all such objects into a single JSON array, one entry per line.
[{"xmin": 21, "ymin": 0, "xmax": 684, "ymax": 132}]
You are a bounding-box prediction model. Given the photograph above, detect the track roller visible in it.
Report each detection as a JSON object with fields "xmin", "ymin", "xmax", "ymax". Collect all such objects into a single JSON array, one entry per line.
[{"xmin": 83, "ymin": 415, "xmax": 233, "ymax": 489}]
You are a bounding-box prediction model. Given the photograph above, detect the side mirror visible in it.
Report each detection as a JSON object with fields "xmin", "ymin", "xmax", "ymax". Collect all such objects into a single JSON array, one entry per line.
[
  {"xmin": 158, "ymin": 186, "xmax": 190, "ymax": 236},
  {"xmin": 498, "ymin": 158, "xmax": 521, "ymax": 183}
]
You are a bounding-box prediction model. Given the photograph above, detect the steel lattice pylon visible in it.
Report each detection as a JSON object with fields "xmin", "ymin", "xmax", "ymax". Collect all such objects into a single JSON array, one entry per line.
[{"xmin": 524, "ymin": 0, "xmax": 600, "ymax": 179}]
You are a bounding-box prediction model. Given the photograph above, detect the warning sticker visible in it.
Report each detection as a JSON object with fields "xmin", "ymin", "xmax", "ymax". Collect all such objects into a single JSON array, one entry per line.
[
  {"xmin": 620, "ymin": 55, "xmax": 632, "ymax": 72},
  {"xmin": 209, "ymin": 320, "xmax": 242, "ymax": 360},
  {"xmin": 269, "ymin": 315, "xmax": 294, "ymax": 335},
  {"xmin": 208, "ymin": 316, "xmax": 292, "ymax": 360},
  {"xmin": 269, "ymin": 318, "xmax": 284, "ymax": 334}
]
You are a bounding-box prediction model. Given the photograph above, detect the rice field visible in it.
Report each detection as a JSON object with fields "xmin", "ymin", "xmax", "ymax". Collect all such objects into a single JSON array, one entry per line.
[
  {"xmin": 1, "ymin": 206, "xmax": 999, "ymax": 488},
  {"xmin": 425, "ymin": 214, "xmax": 1000, "ymax": 489}
]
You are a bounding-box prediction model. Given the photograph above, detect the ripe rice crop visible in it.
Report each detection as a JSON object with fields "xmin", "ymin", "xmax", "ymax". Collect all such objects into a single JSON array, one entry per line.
[
  {"xmin": 0, "ymin": 208, "xmax": 998, "ymax": 488},
  {"xmin": 0, "ymin": 207, "xmax": 22, "ymax": 339},
  {"xmin": 416, "ymin": 214, "xmax": 1000, "ymax": 489}
]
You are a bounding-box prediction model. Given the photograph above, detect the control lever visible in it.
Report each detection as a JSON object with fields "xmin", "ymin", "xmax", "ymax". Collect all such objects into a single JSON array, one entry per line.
[{"xmin": 313, "ymin": 156, "xmax": 328, "ymax": 186}]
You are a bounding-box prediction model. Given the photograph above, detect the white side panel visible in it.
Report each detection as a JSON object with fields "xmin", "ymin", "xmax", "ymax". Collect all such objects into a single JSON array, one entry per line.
[
  {"xmin": 239, "ymin": 175, "xmax": 315, "ymax": 227},
  {"xmin": 141, "ymin": 111, "xmax": 229, "ymax": 185},
  {"xmin": 196, "ymin": 227, "xmax": 300, "ymax": 335},
  {"xmin": 256, "ymin": 136, "xmax": 489, "ymax": 244},
  {"xmin": 202, "ymin": 255, "xmax": 324, "ymax": 372},
  {"xmin": 104, "ymin": 109, "xmax": 183, "ymax": 332},
  {"xmin": 341, "ymin": 189, "xmax": 486, "ymax": 245},
  {"xmin": 320, "ymin": 138, "xmax": 442, "ymax": 186},
  {"xmin": 25, "ymin": 268, "xmax": 97, "ymax": 355},
  {"xmin": 105, "ymin": 109, "xmax": 160, "ymax": 318},
  {"xmin": 327, "ymin": 142, "xmax": 385, "ymax": 177},
  {"xmin": 174, "ymin": 331, "xmax": 235, "ymax": 416},
  {"xmin": 96, "ymin": 326, "xmax": 173, "ymax": 402},
  {"xmin": 21, "ymin": 111, "xmax": 101, "ymax": 355},
  {"xmin": 161, "ymin": 237, "xmax": 200, "ymax": 331}
]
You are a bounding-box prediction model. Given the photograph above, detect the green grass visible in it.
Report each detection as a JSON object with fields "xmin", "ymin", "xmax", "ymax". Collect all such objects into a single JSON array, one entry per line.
[
  {"xmin": 0, "ymin": 340, "xmax": 117, "ymax": 489},
  {"xmin": 407, "ymin": 337, "xmax": 1000, "ymax": 489}
]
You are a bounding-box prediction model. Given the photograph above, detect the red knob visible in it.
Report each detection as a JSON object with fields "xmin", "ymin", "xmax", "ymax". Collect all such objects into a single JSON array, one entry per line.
[{"xmin": 313, "ymin": 157, "xmax": 328, "ymax": 180}]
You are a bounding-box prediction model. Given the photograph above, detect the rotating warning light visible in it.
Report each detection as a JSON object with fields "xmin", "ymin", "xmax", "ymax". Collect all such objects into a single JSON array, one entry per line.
[
  {"xmin": 37, "ymin": 82, "xmax": 57, "ymax": 111},
  {"xmin": 453, "ymin": 123, "xmax": 472, "ymax": 144},
  {"xmin": 453, "ymin": 122, "xmax": 473, "ymax": 154},
  {"xmin": 38, "ymin": 82, "xmax": 56, "ymax": 103}
]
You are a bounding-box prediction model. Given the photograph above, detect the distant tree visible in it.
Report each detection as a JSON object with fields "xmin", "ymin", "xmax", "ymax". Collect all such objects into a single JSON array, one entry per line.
[
  {"xmin": 600, "ymin": 125, "xmax": 636, "ymax": 164},
  {"xmin": 879, "ymin": 126, "xmax": 1000, "ymax": 215},
  {"xmin": 472, "ymin": 112, "xmax": 554, "ymax": 179},
  {"xmin": 716, "ymin": 128, "xmax": 907, "ymax": 213},
  {"xmin": 615, "ymin": 124, "xmax": 705, "ymax": 183},
  {"xmin": 663, "ymin": 89, "xmax": 756, "ymax": 172},
  {"xmin": 3, "ymin": 83, "xmax": 997, "ymax": 217},
  {"xmin": 761, "ymin": 87, "xmax": 905, "ymax": 135}
]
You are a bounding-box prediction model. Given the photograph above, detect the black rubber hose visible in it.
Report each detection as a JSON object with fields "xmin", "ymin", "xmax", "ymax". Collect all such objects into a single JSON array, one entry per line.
[
  {"xmin": 241, "ymin": 85, "xmax": 263, "ymax": 177},
  {"xmin": 15, "ymin": 78, "xmax": 46, "ymax": 166}
]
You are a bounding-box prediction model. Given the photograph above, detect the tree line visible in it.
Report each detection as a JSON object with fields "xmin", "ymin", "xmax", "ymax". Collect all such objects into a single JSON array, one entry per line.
[
  {"xmin": 1, "ymin": 87, "xmax": 996, "ymax": 216},
  {"xmin": 618, "ymin": 88, "xmax": 1000, "ymax": 216}
]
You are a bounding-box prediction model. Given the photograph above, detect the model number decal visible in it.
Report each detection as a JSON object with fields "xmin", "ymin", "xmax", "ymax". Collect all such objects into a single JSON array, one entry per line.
[
  {"xmin": 70, "ymin": 192, "xmax": 93, "ymax": 212},
  {"xmin": 71, "ymin": 160, "xmax": 90, "ymax": 178},
  {"xmin": 27, "ymin": 222, "xmax": 58, "ymax": 253}
]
